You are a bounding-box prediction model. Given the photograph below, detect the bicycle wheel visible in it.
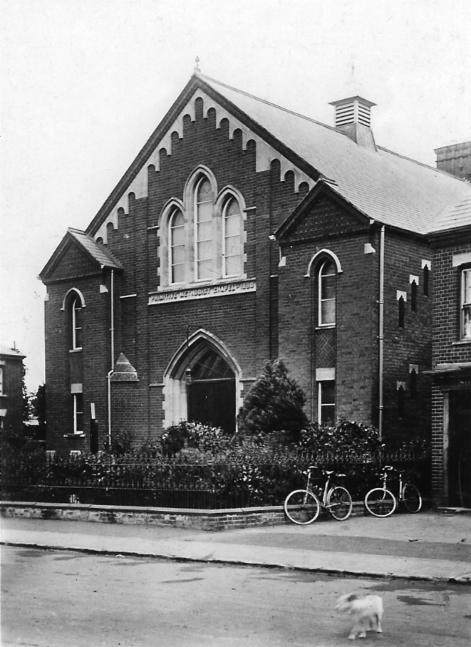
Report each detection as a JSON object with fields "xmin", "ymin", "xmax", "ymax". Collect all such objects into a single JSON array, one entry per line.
[
  {"xmin": 403, "ymin": 483, "xmax": 422, "ymax": 513},
  {"xmin": 364, "ymin": 488, "xmax": 397, "ymax": 518},
  {"xmin": 284, "ymin": 489, "xmax": 320, "ymax": 525},
  {"xmin": 327, "ymin": 486, "xmax": 353, "ymax": 521}
]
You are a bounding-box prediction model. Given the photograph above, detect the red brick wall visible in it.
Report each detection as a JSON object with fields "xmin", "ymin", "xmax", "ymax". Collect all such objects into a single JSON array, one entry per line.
[
  {"xmin": 381, "ymin": 230, "xmax": 432, "ymax": 442},
  {"xmin": 429, "ymin": 239, "xmax": 471, "ymax": 501}
]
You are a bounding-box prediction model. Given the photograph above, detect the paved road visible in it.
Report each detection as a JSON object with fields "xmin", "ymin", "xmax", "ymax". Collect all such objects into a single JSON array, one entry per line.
[{"xmin": 2, "ymin": 545, "xmax": 470, "ymax": 646}]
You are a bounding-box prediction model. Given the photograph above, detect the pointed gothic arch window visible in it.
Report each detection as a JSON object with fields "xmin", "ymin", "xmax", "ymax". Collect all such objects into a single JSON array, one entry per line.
[
  {"xmin": 194, "ymin": 176, "xmax": 214, "ymax": 280},
  {"xmin": 222, "ymin": 195, "xmax": 243, "ymax": 277},
  {"xmin": 318, "ymin": 259, "xmax": 336, "ymax": 326},
  {"xmin": 169, "ymin": 208, "xmax": 185, "ymax": 284},
  {"xmin": 68, "ymin": 291, "xmax": 83, "ymax": 350}
]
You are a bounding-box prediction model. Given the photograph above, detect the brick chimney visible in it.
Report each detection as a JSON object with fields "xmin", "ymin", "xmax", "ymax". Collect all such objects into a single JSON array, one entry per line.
[
  {"xmin": 329, "ymin": 96, "xmax": 377, "ymax": 151},
  {"xmin": 435, "ymin": 141, "xmax": 471, "ymax": 180}
]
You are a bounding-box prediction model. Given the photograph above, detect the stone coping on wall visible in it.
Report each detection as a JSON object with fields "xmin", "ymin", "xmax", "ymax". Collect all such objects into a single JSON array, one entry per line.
[{"xmin": 0, "ymin": 501, "xmax": 365, "ymax": 531}]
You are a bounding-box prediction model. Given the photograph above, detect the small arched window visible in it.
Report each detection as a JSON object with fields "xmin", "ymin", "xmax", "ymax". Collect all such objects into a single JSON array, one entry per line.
[
  {"xmin": 222, "ymin": 196, "xmax": 243, "ymax": 277},
  {"xmin": 70, "ymin": 293, "xmax": 83, "ymax": 350},
  {"xmin": 169, "ymin": 209, "xmax": 185, "ymax": 284},
  {"xmin": 194, "ymin": 176, "xmax": 214, "ymax": 280},
  {"xmin": 318, "ymin": 259, "xmax": 336, "ymax": 326}
]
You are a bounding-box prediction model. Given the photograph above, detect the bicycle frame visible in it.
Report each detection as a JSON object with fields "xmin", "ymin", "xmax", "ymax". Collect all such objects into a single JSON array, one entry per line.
[
  {"xmin": 307, "ymin": 468, "xmax": 333, "ymax": 507},
  {"xmin": 381, "ymin": 467, "xmax": 405, "ymax": 501}
]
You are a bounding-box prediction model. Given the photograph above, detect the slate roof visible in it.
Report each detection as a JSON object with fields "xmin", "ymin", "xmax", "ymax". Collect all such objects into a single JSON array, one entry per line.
[
  {"xmin": 67, "ymin": 228, "xmax": 122, "ymax": 269},
  {"xmin": 201, "ymin": 75, "xmax": 471, "ymax": 235},
  {"xmin": 430, "ymin": 194, "xmax": 471, "ymax": 234},
  {"xmin": 39, "ymin": 228, "xmax": 122, "ymax": 281}
]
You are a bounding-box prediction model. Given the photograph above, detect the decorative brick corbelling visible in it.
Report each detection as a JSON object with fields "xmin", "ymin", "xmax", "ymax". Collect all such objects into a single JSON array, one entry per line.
[{"xmin": 94, "ymin": 89, "xmax": 315, "ymax": 243}]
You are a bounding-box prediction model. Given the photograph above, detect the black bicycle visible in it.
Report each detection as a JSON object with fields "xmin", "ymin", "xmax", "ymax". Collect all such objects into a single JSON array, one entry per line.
[{"xmin": 284, "ymin": 466, "xmax": 353, "ymax": 524}]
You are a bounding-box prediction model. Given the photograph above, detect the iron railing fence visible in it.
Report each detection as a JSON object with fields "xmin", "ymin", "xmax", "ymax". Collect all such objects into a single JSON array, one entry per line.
[{"xmin": 1, "ymin": 448, "xmax": 430, "ymax": 508}]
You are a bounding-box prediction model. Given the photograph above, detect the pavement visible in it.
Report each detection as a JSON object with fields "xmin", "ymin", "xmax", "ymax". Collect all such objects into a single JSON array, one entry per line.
[{"xmin": 1, "ymin": 511, "xmax": 471, "ymax": 584}]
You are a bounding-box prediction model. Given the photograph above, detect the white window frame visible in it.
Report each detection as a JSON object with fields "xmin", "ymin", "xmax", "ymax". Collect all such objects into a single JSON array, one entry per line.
[
  {"xmin": 168, "ymin": 208, "xmax": 185, "ymax": 285},
  {"xmin": 461, "ymin": 268, "xmax": 471, "ymax": 340},
  {"xmin": 318, "ymin": 260, "xmax": 336, "ymax": 327},
  {"xmin": 222, "ymin": 195, "xmax": 243, "ymax": 278},
  {"xmin": 73, "ymin": 393, "xmax": 84, "ymax": 434},
  {"xmin": 194, "ymin": 175, "xmax": 214, "ymax": 282},
  {"xmin": 71, "ymin": 294, "xmax": 82, "ymax": 350},
  {"xmin": 318, "ymin": 380, "xmax": 336, "ymax": 425}
]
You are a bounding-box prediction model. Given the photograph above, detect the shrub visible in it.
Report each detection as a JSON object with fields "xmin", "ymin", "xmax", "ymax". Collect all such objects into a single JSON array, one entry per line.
[
  {"xmin": 237, "ymin": 359, "xmax": 308, "ymax": 442},
  {"xmin": 160, "ymin": 421, "xmax": 231, "ymax": 457}
]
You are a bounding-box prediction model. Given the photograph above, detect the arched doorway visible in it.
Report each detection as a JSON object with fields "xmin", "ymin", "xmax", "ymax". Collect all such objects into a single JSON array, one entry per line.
[
  {"xmin": 163, "ymin": 330, "xmax": 240, "ymax": 434},
  {"xmin": 187, "ymin": 347, "xmax": 236, "ymax": 433}
]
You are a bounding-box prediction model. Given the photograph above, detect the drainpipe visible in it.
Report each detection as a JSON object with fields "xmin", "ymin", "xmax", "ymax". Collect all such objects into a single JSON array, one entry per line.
[
  {"xmin": 378, "ymin": 226, "xmax": 385, "ymax": 441},
  {"xmin": 107, "ymin": 269, "xmax": 115, "ymax": 449}
]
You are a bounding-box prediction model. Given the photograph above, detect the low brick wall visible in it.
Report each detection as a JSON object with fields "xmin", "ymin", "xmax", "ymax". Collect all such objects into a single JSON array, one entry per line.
[{"xmin": 0, "ymin": 501, "xmax": 366, "ymax": 531}]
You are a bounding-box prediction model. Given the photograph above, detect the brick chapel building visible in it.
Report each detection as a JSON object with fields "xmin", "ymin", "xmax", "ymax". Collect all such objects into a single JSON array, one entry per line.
[{"xmin": 40, "ymin": 72, "xmax": 471, "ymax": 465}]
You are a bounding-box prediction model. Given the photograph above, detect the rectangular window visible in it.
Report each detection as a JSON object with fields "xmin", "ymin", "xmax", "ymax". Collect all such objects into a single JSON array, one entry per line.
[
  {"xmin": 73, "ymin": 393, "xmax": 84, "ymax": 434},
  {"xmin": 318, "ymin": 380, "xmax": 335, "ymax": 425},
  {"xmin": 462, "ymin": 268, "xmax": 471, "ymax": 339},
  {"xmin": 0, "ymin": 366, "xmax": 3, "ymax": 395}
]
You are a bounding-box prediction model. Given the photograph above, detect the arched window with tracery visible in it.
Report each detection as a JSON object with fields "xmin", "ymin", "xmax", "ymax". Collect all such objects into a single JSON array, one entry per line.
[
  {"xmin": 194, "ymin": 176, "xmax": 214, "ymax": 280},
  {"xmin": 318, "ymin": 259, "xmax": 336, "ymax": 326},
  {"xmin": 169, "ymin": 208, "xmax": 185, "ymax": 284},
  {"xmin": 222, "ymin": 195, "xmax": 243, "ymax": 277}
]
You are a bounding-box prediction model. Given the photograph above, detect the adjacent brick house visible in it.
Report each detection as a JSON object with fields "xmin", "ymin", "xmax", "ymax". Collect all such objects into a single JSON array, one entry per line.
[
  {"xmin": 0, "ymin": 344, "xmax": 26, "ymax": 432},
  {"xmin": 40, "ymin": 72, "xmax": 471, "ymax": 463},
  {"xmin": 428, "ymin": 142, "xmax": 471, "ymax": 506}
]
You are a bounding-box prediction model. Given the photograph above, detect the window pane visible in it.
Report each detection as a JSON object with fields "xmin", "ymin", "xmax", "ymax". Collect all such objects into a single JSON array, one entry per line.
[
  {"xmin": 197, "ymin": 220, "xmax": 212, "ymax": 241},
  {"xmin": 321, "ymin": 405, "xmax": 336, "ymax": 426},
  {"xmin": 197, "ymin": 240, "xmax": 213, "ymax": 260},
  {"xmin": 172, "ymin": 245, "xmax": 185, "ymax": 265},
  {"xmin": 197, "ymin": 178, "xmax": 212, "ymax": 202},
  {"xmin": 322, "ymin": 381, "xmax": 335, "ymax": 403},
  {"xmin": 225, "ymin": 236, "xmax": 241, "ymax": 256},
  {"xmin": 225, "ymin": 255, "xmax": 242, "ymax": 276},
  {"xmin": 172, "ymin": 263, "xmax": 185, "ymax": 283},
  {"xmin": 463, "ymin": 306, "xmax": 471, "ymax": 339},
  {"xmin": 464, "ymin": 270, "xmax": 471, "ymax": 304},
  {"xmin": 321, "ymin": 274, "xmax": 335, "ymax": 299},
  {"xmin": 225, "ymin": 213, "xmax": 240, "ymax": 236},
  {"xmin": 197, "ymin": 259, "xmax": 213, "ymax": 279},
  {"xmin": 171, "ymin": 223, "xmax": 185, "ymax": 246},
  {"xmin": 321, "ymin": 299, "xmax": 335, "ymax": 324},
  {"xmin": 197, "ymin": 200, "xmax": 212, "ymax": 222}
]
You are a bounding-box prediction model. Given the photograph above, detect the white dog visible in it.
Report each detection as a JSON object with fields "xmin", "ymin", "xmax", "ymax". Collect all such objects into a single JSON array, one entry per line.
[{"xmin": 335, "ymin": 593, "xmax": 383, "ymax": 640}]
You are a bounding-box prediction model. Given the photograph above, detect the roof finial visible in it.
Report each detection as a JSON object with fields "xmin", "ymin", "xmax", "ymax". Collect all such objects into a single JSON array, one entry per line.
[{"xmin": 194, "ymin": 56, "xmax": 201, "ymax": 73}]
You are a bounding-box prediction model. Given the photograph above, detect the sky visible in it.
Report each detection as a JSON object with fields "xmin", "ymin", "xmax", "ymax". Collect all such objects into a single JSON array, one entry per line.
[{"xmin": 1, "ymin": 0, "xmax": 470, "ymax": 392}]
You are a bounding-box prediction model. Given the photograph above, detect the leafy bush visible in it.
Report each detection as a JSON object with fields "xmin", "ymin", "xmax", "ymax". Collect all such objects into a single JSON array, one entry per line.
[{"xmin": 237, "ymin": 359, "xmax": 308, "ymax": 442}]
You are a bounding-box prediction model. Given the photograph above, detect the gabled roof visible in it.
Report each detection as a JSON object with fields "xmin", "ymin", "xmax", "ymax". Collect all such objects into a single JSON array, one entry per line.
[
  {"xmin": 275, "ymin": 180, "xmax": 370, "ymax": 240},
  {"xmin": 40, "ymin": 227, "xmax": 122, "ymax": 281},
  {"xmin": 85, "ymin": 72, "xmax": 471, "ymax": 238},
  {"xmin": 204, "ymin": 75, "xmax": 471, "ymax": 235}
]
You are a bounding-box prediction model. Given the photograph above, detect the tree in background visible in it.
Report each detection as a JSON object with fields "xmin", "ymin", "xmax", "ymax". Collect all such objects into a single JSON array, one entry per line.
[
  {"xmin": 238, "ymin": 359, "xmax": 308, "ymax": 442},
  {"xmin": 30, "ymin": 384, "xmax": 46, "ymax": 441}
]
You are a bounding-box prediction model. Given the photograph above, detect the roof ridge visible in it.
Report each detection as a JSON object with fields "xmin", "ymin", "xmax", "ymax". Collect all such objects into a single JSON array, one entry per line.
[
  {"xmin": 377, "ymin": 144, "xmax": 470, "ymax": 181},
  {"xmin": 200, "ymin": 73, "xmax": 342, "ymax": 135},
  {"xmin": 203, "ymin": 74, "xmax": 471, "ymax": 185}
]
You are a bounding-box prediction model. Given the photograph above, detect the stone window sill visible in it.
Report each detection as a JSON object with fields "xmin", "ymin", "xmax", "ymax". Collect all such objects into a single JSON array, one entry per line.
[
  {"xmin": 63, "ymin": 433, "xmax": 85, "ymax": 438},
  {"xmin": 452, "ymin": 339, "xmax": 471, "ymax": 346}
]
